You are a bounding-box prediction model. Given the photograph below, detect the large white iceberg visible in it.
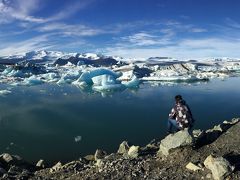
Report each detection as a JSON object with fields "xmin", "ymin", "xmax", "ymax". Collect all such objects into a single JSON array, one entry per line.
[
  {"xmin": 77, "ymin": 68, "xmax": 122, "ymax": 85},
  {"xmin": 71, "ymin": 68, "xmax": 140, "ymax": 91},
  {"xmin": 92, "ymin": 74, "xmax": 125, "ymax": 91}
]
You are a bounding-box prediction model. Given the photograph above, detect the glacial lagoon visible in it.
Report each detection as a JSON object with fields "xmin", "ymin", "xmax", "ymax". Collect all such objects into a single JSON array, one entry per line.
[{"xmin": 0, "ymin": 78, "xmax": 240, "ymax": 163}]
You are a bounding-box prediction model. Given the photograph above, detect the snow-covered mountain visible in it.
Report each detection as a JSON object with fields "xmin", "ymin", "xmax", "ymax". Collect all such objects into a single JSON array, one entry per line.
[
  {"xmin": 1, "ymin": 50, "xmax": 240, "ymax": 66},
  {"xmin": 0, "ymin": 50, "xmax": 124, "ymax": 65},
  {"xmin": 1, "ymin": 50, "xmax": 100, "ymax": 61}
]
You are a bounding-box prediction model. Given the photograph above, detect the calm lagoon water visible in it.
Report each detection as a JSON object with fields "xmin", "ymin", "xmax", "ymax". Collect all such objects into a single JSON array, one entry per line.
[{"xmin": 0, "ymin": 78, "xmax": 240, "ymax": 163}]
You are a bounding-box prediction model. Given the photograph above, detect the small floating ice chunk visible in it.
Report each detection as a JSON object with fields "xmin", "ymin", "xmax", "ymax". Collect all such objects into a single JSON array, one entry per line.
[
  {"xmin": 41, "ymin": 73, "xmax": 60, "ymax": 82},
  {"xmin": 74, "ymin": 136, "xmax": 82, "ymax": 142},
  {"xmin": 0, "ymin": 90, "xmax": 12, "ymax": 96},
  {"xmin": 23, "ymin": 75, "xmax": 44, "ymax": 86}
]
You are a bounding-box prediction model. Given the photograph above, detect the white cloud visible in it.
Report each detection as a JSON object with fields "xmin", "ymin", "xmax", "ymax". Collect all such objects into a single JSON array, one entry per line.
[
  {"xmin": 0, "ymin": 0, "xmax": 45, "ymax": 23},
  {"xmin": 163, "ymin": 20, "xmax": 207, "ymax": 33},
  {"xmin": 46, "ymin": 0, "xmax": 96, "ymax": 22},
  {"xmin": 119, "ymin": 32, "xmax": 173, "ymax": 47},
  {"xmin": 0, "ymin": 0, "xmax": 96, "ymax": 24},
  {"xmin": 225, "ymin": 17, "xmax": 240, "ymax": 29},
  {"xmin": 122, "ymin": 33, "xmax": 158, "ymax": 46},
  {"xmin": 190, "ymin": 28, "xmax": 207, "ymax": 33},
  {"xmin": 37, "ymin": 23, "xmax": 105, "ymax": 37},
  {"xmin": 0, "ymin": 35, "xmax": 55, "ymax": 55},
  {"xmin": 105, "ymin": 38, "xmax": 240, "ymax": 59}
]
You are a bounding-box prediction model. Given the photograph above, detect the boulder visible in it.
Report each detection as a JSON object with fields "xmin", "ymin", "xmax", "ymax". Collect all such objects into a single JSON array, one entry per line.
[
  {"xmin": 0, "ymin": 153, "xmax": 14, "ymax": 163},
  {"xmin": 186, "ymin": 162, "xmax": 202, "ymax": 171},
  {"xmin": 61, "ymin": 160, "xmax": 85, "ymax": 171},
  {"xmin": 128, "ymin": 146, "xmax": 140, "ymax": 158},
  {"xmin": 50, "ymin": 162, "xmax": 62, "ymax": 173},
  {"xmin": 117, "ymin": 141, "xmax": 130, "ymax": 154},
  {"xmin": 94, "ymin": 149, "xmax": 107, "ymax": 161},
  {"xmin": 0, "ymin": 153, "xmax": 25, "ymax": 166},
  {"xmin": 36, "ymin": 159, "xmax": 45, "ymax": 168},
  {"xmin": 206, "ymin": 125, "xmax": 223, "ymax": 132},
  {"xmin": 192, "ymin": 129, "xmax": 204, "ymax": 138},
  {"xmin": 84, "ymin": 155, "xmax": 95, "ymax": 161},
  {"xmin": 223, "ymin": 118, "xmax": 240, "ymax": 125},
  {"xmin": 204, "ymin": 155, "xmax": 234, "ymax": 180},
  {"xmin": 158, "ymin": 129, "xmax": 194, "ymax": 156}
]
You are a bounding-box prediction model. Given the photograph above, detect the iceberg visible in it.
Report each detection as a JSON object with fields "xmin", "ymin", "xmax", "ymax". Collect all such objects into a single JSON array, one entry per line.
[
  {"xmin": 77, "ymin": 68, "xmax": 122, "ymax": 85},
  {"xmin": 71, "ymin": 68, "xmax": 139, "ymax": 91},
  {"xmin": 1, "ymin": 67, "xmax": 25, "ymax": 77},
  {"xmin": 92, "ymin": 74, "xmax": 125, "ymax": 91},
  {"xmin": 57, "ymin": 69, "xmax": 82, "ymax": 84},
  {"xmin": 22, "ymin": 75, "xmax": 44, "ymax": 86}
]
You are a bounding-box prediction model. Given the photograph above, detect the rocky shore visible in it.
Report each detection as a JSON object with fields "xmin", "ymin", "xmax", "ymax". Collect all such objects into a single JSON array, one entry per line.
[{"xmin": 1, "ymin": 118, "xmax": 240, "ymax": 180}]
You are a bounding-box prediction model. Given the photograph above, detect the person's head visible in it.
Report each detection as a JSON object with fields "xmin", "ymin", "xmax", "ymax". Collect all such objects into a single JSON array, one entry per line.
[{"xmin": 175, "ymin": 95, "xmax": 182, "ymax": 103}]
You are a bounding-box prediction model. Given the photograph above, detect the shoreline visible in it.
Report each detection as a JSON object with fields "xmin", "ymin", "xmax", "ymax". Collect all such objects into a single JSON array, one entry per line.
[{"xmin": 1, "ymin": 118, "xmax": 240, "ymax": 179}]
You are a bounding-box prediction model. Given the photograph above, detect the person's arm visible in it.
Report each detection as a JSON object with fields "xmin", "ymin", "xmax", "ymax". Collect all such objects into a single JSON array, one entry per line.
[{"xmin": 169, "ymin": 106, "xmax": 176, "ymax": 119}]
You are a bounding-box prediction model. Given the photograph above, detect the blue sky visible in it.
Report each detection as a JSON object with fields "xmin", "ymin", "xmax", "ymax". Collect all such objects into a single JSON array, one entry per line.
[{"xmin": 0, "ymin": 0, "xmax": 240, "ymax": 59}]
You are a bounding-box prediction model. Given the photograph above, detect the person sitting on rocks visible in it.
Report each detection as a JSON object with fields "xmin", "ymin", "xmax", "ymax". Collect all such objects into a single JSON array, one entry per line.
[{"xmin": 168, "ymin": 95, "xmax": 194, "ymax": 133}]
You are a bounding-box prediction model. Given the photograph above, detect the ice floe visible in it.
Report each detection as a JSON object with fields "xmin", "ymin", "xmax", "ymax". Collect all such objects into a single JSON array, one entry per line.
[
  {"xmin": 74, "ymin": 136, "xmax": 82, "ymax": 142},
  {"xmin": 0, "ymin": 89, "xmax": 12, "ymax": 96}
]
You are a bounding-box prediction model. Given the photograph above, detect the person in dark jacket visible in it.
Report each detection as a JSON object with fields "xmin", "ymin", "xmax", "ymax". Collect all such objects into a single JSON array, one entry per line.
[{"xmin": 168, "ymin": 95, "xmax": 194, "ymax": 133}]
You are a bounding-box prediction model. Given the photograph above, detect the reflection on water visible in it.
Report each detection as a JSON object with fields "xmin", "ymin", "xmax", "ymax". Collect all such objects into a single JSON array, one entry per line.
[{"xmin": 0, "ymin": 78, "xmax": 240, "ymax": 163}]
